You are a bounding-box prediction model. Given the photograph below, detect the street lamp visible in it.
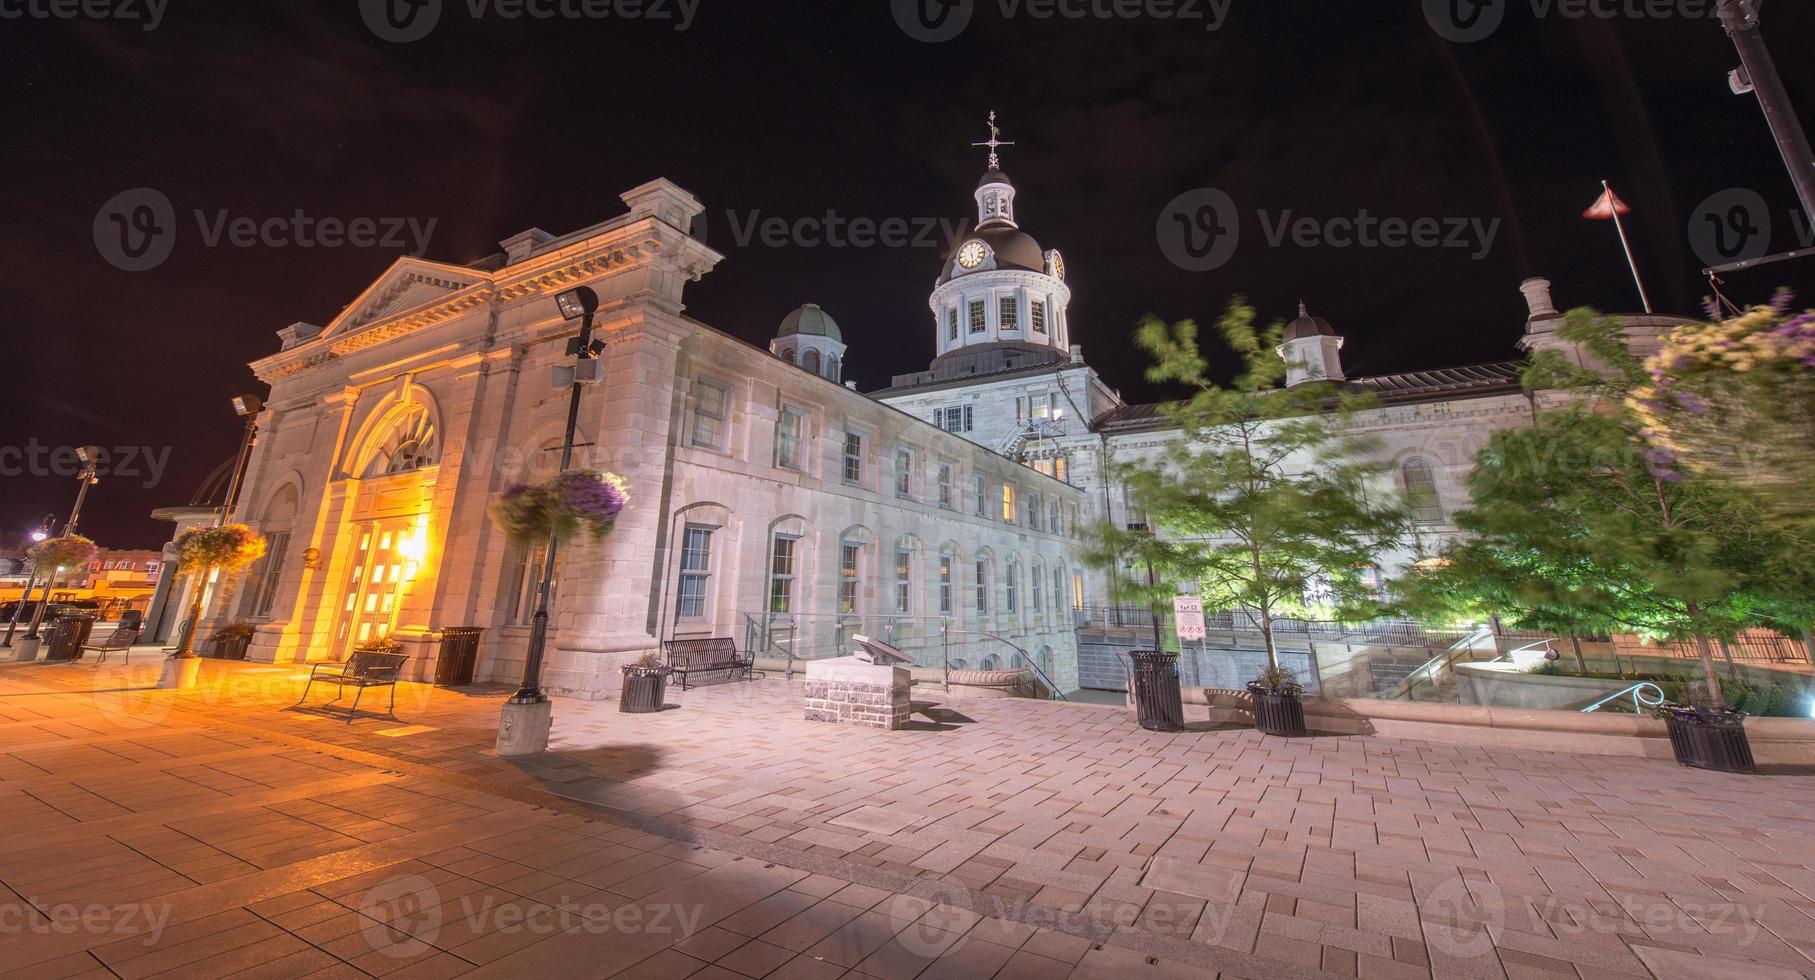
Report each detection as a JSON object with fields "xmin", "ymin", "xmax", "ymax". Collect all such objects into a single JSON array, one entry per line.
[
  {"xmin": 172, "ymin": 393, "xmax": 265, "ymax": 659},
  {"xmin": 1717, "ymin": 1, "xmax": 1815, "ymax": 223},
  {"xmin": 2, "ymin": 514, "xmax": 59, "ymax": 649},
  {"xmin": 21, "ymin": 450, "xmax": 101, "ymax": 642},
  {"xmin": 498, "ymin": 284, "xmax": 602, "ymax": 756}
]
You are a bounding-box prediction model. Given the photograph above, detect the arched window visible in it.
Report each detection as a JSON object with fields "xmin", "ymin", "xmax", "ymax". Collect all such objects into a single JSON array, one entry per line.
[
  {"xmin": 364, "ymin": 405, "xmax": 438, "ymax": 478},
  {"xmin": 780, "ymin": 347, "xmax": 796, "ymax": 365},
  {"xmin": 803, "ymin": 349, "xmax": 822, "ymax": 376},
  {"xmin": 1402, "ymin": 457, "xmax": 1442, "ymax": 523},
  {"xmin": 827, "ymin": 354, "xmax": 841, "ymax": 383}
]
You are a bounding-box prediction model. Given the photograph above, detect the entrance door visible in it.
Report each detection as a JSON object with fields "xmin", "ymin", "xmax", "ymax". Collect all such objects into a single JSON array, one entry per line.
[{"xmin": 335, "ymin": 519, "xmax": 413, "ymax": 657}]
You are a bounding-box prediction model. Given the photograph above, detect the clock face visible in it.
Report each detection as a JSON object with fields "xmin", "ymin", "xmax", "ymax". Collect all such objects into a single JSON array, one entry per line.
[
  {"xmin": 1050, "ymin": 250, "xmax": 1066, "ymax": 280},
  {"xmin": 957, "ymin": 240, "xmax": 988, "ymax": 269}
]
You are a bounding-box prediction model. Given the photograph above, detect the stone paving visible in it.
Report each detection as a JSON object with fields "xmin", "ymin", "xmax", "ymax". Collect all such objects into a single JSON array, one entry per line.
[{"xmin": 3, "ymin": 655, "xmax": 1815, "ymax": 980}]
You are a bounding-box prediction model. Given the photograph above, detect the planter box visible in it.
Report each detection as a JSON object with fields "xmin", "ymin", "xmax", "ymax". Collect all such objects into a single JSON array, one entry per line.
[
  {"xmin": 210, "ymin": 633, "xmax": 253, "ymax": 661},
  {"xmin": 1253, "ymin": 692, "xmax": 1307, "ymax": 737},
  {"xmin": 1664, "ymin": 714, "xmax": 1756, "ymax": 773},
  {"xmin": 619, "ymin": 670, "xmax": 669, "ymax": 714}
]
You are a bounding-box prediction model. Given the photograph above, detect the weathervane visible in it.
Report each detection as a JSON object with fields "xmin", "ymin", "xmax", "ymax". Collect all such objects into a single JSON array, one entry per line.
[{"xmin": 972, "ymin": 110, "xmax": 1014, "ymax": 171}]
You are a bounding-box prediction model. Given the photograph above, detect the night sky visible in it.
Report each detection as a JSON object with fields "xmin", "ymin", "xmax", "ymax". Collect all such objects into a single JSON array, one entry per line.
[{"xmin": 4, "ymin": 0, "xmax": 1812, "ymax": 548}]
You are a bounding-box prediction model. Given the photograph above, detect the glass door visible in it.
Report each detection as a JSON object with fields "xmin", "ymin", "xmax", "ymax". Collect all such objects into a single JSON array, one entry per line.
[{"xmin": 335, "ymin": 519, "xmax": 412, "ymax": 657}]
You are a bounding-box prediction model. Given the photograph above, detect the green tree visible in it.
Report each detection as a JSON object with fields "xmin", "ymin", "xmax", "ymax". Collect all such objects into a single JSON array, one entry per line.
[
  {"xmin": 1088, "ymin": 300, "xmax": 1406, "ymax": 672},
  {"xmin": 1445, "ymin": 309, "xmax": 1790, "ymax": 706}
]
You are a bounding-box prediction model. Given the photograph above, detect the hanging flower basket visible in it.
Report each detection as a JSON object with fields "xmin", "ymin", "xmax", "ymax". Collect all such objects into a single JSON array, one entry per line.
[
  {"xmin": 490, "ymin": 470, "xmax": 629, "ymax": 546},
  {"xmin": 27, "ymin": 534, "xmax": 97, "ymax": 574},
  {"xmin": 175, "ymin": 524, "xmax": 267, "ymax": 575}
]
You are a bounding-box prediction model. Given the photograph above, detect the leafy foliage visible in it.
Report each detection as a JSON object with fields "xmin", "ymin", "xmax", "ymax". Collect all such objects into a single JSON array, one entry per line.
[
  {"xmin": 491, "ymin": 470, "xmax": 629, "ymax": 545},
  {"xmin": 175, "ymin": 524, "xmax": 267, "ymax": 575},
  {"xmin": 27, "ymin": 534, "xmax": 97, "ymax": 573},
  {"xmin": 1085, "ymin": 300, "xmax": 1406, "ymax": 672}
]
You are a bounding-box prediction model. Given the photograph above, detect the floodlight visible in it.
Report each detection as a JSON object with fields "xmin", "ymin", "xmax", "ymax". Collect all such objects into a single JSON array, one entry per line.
[
  {"xmin": 232, "ymin": 393, "xmax": 264, "ymax": 416},
  {"xmin": 555, "ymin": 286, "xmax": 600, "ymax": 321}
]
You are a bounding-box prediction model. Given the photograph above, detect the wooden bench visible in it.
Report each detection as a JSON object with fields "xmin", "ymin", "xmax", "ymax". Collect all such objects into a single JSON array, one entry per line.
[
  {"xmin": 290, "ymin": 650, "xmax": 409, "ymax": 723},
  {"xmin": 78, "ymin": 627, "xmax": 139, "ymax": 665},
  {"xmin": 662, "ymin": 637, "xmax": 759, "ymax": 691}
]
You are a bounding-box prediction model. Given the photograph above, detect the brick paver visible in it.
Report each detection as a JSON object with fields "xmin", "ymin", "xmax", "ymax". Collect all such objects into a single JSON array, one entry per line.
[{"xmin": 3, "ymin": 654, "xmax": 1813, "ymax": 979}]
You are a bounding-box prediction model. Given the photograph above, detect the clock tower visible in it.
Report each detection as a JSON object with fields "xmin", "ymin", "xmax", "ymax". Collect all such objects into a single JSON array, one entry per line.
[{"xmin": 927, "ymin": 113, "xmax": 1073, "ymax": 372}]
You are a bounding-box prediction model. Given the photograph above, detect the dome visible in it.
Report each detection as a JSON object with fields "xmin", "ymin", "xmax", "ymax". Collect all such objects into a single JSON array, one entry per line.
[
  {"xmin": 978, "ymin": 168, "xmax": 1011, "ymax": 188},
  {"xmin": 777, "ymin": 303, "xmax": 842, "ymax": 342},
  {"xmin": 938, "ymin": 224, "xmax": 1046, "ymax": 285},
  {"xmin": 1283, "ymin": 302, "xmax": 1336, "ymax": 341}
]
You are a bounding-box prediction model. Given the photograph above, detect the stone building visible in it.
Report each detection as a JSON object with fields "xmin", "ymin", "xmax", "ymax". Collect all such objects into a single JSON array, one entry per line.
[
  {"xmin": 203, "ymin": 120, "xmax": 1690, "ymax": 697},
  {"xmin": 220, "ymin": 179, "xmax": 1084, "ymax": 697}
]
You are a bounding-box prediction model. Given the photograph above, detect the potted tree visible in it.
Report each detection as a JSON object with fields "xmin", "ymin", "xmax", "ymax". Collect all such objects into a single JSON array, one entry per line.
[
  {"xmin": 159, "ymin": 524, "xmax": 266, "ymax": 690},
  {"xmin": 619, "ymin": 654, "xmax": 671, "ymax": 713},
  {"xmin": 1247, "ymin": 665, "xmax": 1307, "ymax": 736}
]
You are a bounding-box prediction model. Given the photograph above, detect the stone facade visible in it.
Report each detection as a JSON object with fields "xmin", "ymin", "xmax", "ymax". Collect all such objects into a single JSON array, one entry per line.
[
  {"xmin": 803, "ymin": 656, "xmax": 911, "ymax": 730},
  {"xmin": 212, "ymin": 179, "xmax": 1083, "ymax": 699}
]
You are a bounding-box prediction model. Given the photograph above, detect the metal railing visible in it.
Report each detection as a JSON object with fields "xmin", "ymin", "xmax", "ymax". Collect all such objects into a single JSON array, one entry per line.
[
  {"xmin": 736, "ymin": 612, "xmax": 1069, "ymax": 700},
  {"xmin": 1581, "ymin": 682, "xmax": 1666, "ymax": 714}
]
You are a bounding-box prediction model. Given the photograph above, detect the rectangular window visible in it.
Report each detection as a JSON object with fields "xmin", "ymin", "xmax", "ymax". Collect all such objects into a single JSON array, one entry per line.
[
  {"xmin": 895, "ymin": 449, "xmax": 912, "ymax": 497},
  {"xmin": 937, "ymin": 463, "xmax": 954, "ymax": 509},
  {"xmin": 939, "ymin": 405, "xmax": 974, "ymax": 433},
  {"xmin": 968, "ymin": 300, "xmax": 986, "ymax": 334},
  {"xmin": 975, "ymin": 560, "xmax": 989, "ymax": 613},
  {"xmin": 1049, "ymin": 500, "xmax": 1061, "ymax": 533},
  {"xmin": 1032, "ymin": 564, "xmax": 1043, "ymax": 613},
  {"xmin": 769, "ymin": 536, "xmax": 797, "ymax": 614},
  {"xmin": 946, "ymin": 307, "xmax": 959, "ymax": 341},
  {"xmin": 1054, "ymin": 454, "xmax": 1068, "ymax": 483},
  {"xmin": 1031, "ymin": 299, "xmax": 1047, "ymax": 333},
  {"xmin": 1006, "ymin": 563, "xmax": 1018, "ymax": 614},
  {"xmin": 776, "ymin": 408, "xmax": 804, "ymax": 470},
  {"xmin": 1000, "ymin": 297, "xmax": 1019, "ymax": 330},
  {"xmin": 839, "ymin": 543, "xmax": 861, "ymax": 614},
  {"xmin": 894, "ymin": 550, "xmax": 911, "ymax": 615},
  {"xmin": 1002, "ymin": 484, "xmax": 1017, "ymax": 523},
  {"xmin": 675, "ymin": 525, "xmax": 713, "ymax": 620},
  {"xmin": 974, "ymin": 476, "xmax": 988, "ymax": 518},
  {"xmin": 1072, "ymin": 572, "xmax": 1085, "ymax": 611},
  {"xmin": 1028, "ymin": 492, "xmax": 1042, "ymax": 531},
  {"xmin": 1030, "ymin": 393, "xmax": 1050, "ymax": 420},
  {"xmin": 244, "ymin": 530, "xmax": 290, "ymax": 617},
  {"xmin": 939, "ymin": 556, "xmax": 953, "ymax": 615},
  {"xmin": 504, "ymin": 543, "xmax": 553, "ymax": 625},
  {"xmin": 843, "ymin": 430, "xmax": 863, "ymax": 483},
  {"xmin": 1054, "ymin": 566, "xmax": 1065, "ymax": 613},
  {"xmin": 691, "ymin": 378, "xmax": 731, "ymax": 449}
]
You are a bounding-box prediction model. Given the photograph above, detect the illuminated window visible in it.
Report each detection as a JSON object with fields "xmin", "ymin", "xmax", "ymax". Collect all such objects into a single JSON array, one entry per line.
[
  {"xmin": 1001, "ymin": 484, "xmax": 1017, "ymax": 523},
  {"xmin": 1000, "ymin": 297, "xmax": 1019, "ymax": 331},
  {"xmin": 839, "ymin": 542, "xmax": 862, "ymax": 614},
  {"xmin": 364, "ymin": 405, "xmax": 437, "ymax": 477},
  {"xmin": 939, "ymin": 554, "xmax": 953, "ymax": 615},
  {"xmin": 1031, "ymin": 299, "xmax": 1046, "ymax": 333},
  {"xmin": 968, "ymin": 300, "xmax": 986, "ymax": 334}
]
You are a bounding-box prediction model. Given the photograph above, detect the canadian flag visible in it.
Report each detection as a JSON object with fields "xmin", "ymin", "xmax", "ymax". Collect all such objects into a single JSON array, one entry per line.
[{"xmin": 1583, "ymin": 185, "xmax": 1633, "ymax": 220}]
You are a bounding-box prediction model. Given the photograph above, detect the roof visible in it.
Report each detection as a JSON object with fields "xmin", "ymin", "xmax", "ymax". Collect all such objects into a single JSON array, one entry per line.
[
  {"xmin": 938, "ymin": 223, "xmax": 1046, "ymax": 285},
  {"xmin": 1090, "ymin": 360, "xmax": 1527, "ymax": 434},
  {"xmin": 777, "ymin": 303, "xmax": 842, "ymax": 341}
]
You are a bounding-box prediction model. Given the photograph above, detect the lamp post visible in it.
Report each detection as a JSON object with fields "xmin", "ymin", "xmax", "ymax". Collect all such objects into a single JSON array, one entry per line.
[
  {"xmin": 498, "ymin": 285, "xmax": 602, "ymax": 756},
  {"xmin": 2, "ymin": 515, "xmax": 58, "ymax": 649},
  {"xmin": 22, "ymin": 449, "xmax": 101, "ymax": 643},
  {"xmin": 171, "ymin": 393, "xmax": 265, "ymax": 658},
  {"xmin": 1718, "ymin": 0, "xmax": 1815, "ymax": 221}
]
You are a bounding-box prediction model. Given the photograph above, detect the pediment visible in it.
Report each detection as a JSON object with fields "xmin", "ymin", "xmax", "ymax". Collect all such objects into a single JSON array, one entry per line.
[{"xmin": 323, "ymin": 258, "xmax": 488, "ymax": 339}]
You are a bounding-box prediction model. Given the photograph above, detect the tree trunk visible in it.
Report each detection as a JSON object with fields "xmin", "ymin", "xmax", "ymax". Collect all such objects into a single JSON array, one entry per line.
[
  {"xmin": 175, "ymin": 573, "xmax": 208, "ymax": 659},
  {"xmin": 1804, "ymin": 625, "xmax": 1815, "ymax": 667},
  {"xmin": 1691, "ymin": 630, "xmax": 1726, "ymax": 708},
  {"xmin": 1569, "ymin": 632, "xmax": 1588, "ymax": 676},
  {"xmin": 1259, "ymin": 604, "xmax": 1279, "ymax": 672}
]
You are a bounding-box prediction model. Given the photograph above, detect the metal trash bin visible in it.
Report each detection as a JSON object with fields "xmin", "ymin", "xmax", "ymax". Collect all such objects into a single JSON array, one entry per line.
[
  {"xmin": 434, "ymin": 627, "xmax": 483, "ymax": 686},
  {"xmin": 44, "ymin": 614, "xmax": 97, "ymax": 663},
  {"xmin": 1129, "ymin": 650, "xmax": 1186, "ymax": 732}
]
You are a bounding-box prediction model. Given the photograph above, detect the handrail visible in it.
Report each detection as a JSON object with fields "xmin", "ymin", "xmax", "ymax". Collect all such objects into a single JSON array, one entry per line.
[
  {"xmin": 1580, "ymin": 682, "xmax": 1666, "ymax": 714},
  {"xmin": 944, "ymin": 624, "xmax": 1069, "ymax": 700},
  {"xmin": 735, "ymin": 612, "xmax": 1068, "ymax": 700},
  {"xmin": 1386, "ymin": 626, "xmax": 1494, "ymax": 701}
]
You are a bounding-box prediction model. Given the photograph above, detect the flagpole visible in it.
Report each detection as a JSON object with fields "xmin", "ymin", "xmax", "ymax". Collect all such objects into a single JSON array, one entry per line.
[{"xmin": 1603, "ymin": 179, "xmax": 1654, "ymax": 314}]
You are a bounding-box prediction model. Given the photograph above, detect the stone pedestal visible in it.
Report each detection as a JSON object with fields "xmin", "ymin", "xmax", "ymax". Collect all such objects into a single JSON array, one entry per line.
[
  {"xmin": 496, "ymin": 699, "xmax": 553, "ymax": 756},
  {"xmin": 804, "ymin": 656, "xmax": 911, "ymax": 730},
  {"xmin": 10, "ymin": 637, "xmax": 41, "ymax": 663}
]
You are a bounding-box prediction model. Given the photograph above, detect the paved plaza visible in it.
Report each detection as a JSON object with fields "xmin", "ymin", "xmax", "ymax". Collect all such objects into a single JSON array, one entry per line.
[{"xmin": 2, "ymin": 656, "xmax": 1814, "ymax": 980}]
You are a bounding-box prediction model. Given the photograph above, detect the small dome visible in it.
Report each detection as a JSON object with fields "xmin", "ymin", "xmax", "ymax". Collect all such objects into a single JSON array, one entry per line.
[
  {"xmin": 1283, "ymin": 302, "xmax": 1336, "ymax": 341},
  {"xmin": 778, "ymin": 303, "xmax": 842, "ymax": 342},
  {"xmin": 978, "ymin": 168, "xmax": 1012, "ymax": 188}
]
